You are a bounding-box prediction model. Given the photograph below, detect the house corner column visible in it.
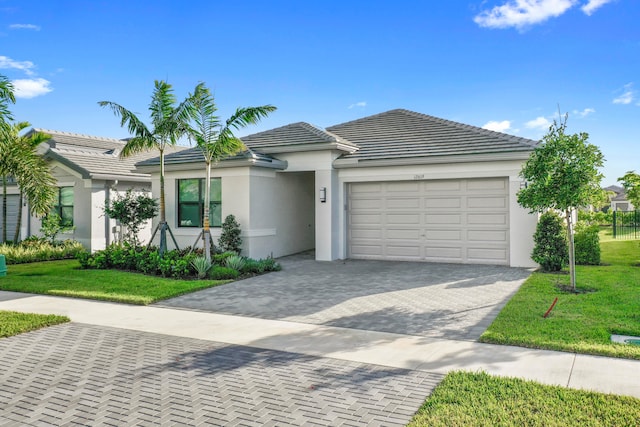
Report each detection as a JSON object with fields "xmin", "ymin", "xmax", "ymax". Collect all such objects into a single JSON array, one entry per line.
[
  {"xmin": 509, "ymin": 176, "xmax": 537, "ymax": 267},
  {"xmin": 315, "ymin": 169, "xmax": 339, "ymax": 261}
]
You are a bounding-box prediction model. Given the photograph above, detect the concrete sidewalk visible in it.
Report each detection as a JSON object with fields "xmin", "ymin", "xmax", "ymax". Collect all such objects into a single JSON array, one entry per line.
[{"xmin": 1, "ymin": 291, "xmax": 639, "ymax": 399}]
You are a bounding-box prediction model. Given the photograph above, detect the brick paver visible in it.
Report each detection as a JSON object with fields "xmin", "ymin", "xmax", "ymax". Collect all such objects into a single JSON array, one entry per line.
[
  {"xmin": 158, "ymin": 253, "xmax": 531, "ymax": 340},
  {"xmin": 0, "ymin": 323, "xmax": 442, "ymax": 426}
]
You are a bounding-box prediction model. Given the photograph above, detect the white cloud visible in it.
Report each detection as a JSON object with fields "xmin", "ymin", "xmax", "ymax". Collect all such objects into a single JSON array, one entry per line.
[
  {"xmin": 474, "ymin": 0, "xmax": 577, "ymax": 30},
  {"xmin": 525, "ymin": 116, "xmax": 552, "ymax": 130},
  {"xmin": 348, "ymin": 101, "xmax": 367, "ymax": 109},
  {"xmin": 0, "ymin": 55, "xmax": 35, "ymax": 75},
  {"xmin": 581, "ymin": 0, "xmax": 613, "ymax": 15},
  {"xmin": 573, "ymin": 107, "xmax": 595, "ymax": 117},
  {"xmin": 482, "ymin": 120, "xmax": 512, "ymax": 132},
  {"xmin": 12, "ymin": 78, "xmax": 52, "ymax": 98},
  {"xmin": 9, "ymin": 23, "xmax": 41, "ymax": 31},
  {"xmin": 613, "ymin": 83, "xmax": 635, "ymax": 105}
]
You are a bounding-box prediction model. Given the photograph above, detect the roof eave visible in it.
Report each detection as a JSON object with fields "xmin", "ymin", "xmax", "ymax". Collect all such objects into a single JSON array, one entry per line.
[
  {"xmin": 137, "ymin": 157, "xmax": 288, "ymax": 174},
  {"xmin": 333, "ymin": 150, "xmax": 533, "ymax": 169},
  {"xmin": 249, "ymin": 142, "xmax": 359, "ymax": 155}
]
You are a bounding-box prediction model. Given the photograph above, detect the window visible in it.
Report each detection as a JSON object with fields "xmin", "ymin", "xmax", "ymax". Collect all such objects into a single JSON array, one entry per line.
[
  {"xmin": 53, "ymin": 186, "xmax": 74, "ymax": 226},
  {"xmin": 177, "ymin": 178, "xmax": 222, "ymax": 227}
]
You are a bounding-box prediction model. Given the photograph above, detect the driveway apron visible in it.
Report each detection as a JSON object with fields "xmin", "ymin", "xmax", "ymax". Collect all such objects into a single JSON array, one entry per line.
[{"xmin": 158, "ymin": 253, "xmax": 532, "ymax": 341}]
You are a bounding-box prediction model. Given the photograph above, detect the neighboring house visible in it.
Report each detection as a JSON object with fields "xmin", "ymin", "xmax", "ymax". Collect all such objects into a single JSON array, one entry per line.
[
  {"xmin": 605, "ymin": 185, "xmax": 635, "ymax": 212},
  {"xmin": 2, "ymin": 130, "xmax": 183, "ymax": 250},
  {"xmin": 137, "ymin": 109, "xmax": 540, "ymax": 267}
]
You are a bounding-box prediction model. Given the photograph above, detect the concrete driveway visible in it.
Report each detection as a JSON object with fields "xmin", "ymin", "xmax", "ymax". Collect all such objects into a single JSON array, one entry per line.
[{"xmin": 158, "ymin": 252, "xmax": 532, "ymax": 341}]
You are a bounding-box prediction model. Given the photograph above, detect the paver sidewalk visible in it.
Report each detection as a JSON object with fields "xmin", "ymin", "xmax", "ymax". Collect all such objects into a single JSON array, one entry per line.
[{"xmin": 1, "ymin": 291, "xmax": 639, "ymax": 399}]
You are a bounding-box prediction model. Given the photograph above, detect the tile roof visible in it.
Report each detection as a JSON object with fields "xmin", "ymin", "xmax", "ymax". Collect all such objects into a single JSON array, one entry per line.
[
  {"xmin": 240, "ymin": 122, "xmax": 359, "ymax": 151},
  {"xmin": 327, "ymin": 109, "xmax": 538, "ymax": 162},
  {"xmin": 137, "ymin": 145, "xmax": 285, "ymax": 169},
  {"xmin": 36, "ymin": 129, "xmax": 186, "ymax": 180}
]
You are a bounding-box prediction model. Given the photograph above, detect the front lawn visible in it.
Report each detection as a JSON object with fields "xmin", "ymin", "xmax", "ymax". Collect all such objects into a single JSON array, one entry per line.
[
  {"xmin": 0, "ymin": 310, "xmax": 69, "ymax": 338},
  {"xmin": 409, "ymin": 371, "xmax": 640, "ymax": 427},
  {"xmin": 481, "ymin": 240, "xmax": 640, "ymax": 359},
  {"xmin": 0, "ymin": 260, "xmax": 229, "ymax": 305}
]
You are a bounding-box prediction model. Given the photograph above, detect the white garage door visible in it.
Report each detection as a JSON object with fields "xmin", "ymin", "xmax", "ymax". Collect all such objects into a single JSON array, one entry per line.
[{"xmin": 348, "ymin": 178, "xmax": 509, "ymax": 265}]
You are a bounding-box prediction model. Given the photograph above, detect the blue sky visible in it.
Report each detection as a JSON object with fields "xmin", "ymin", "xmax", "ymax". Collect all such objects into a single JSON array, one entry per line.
[{"xmin": 1, "ymin": 0, "xmax": 637, "ymax": 185}]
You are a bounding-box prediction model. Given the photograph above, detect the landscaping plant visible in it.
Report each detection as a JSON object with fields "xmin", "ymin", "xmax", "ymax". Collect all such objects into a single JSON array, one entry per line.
[
  {"xmin": 103, "ymin": 189, "xmax": 158, "ymax": 246},
  {"xmin": 224, "ymin": 254, "xmax": 246, "ymax": 271},
  {"xmin": 191, "ymin": 256, "xmax": 212, "ymax": 279},
  {"xmin": 574, "ymin": 221, "xmax": 601, "ymax": 265},
  {"xmin": 218, "ymin": 215, "xmax": 242, "ymax": 253},
  {"xmin": 41, "ymin": 213, "xmax": 75, "ymax": 244},
  {"xmin": 532, "ymin": 211, "xmax": 568, "ymax": 272}
]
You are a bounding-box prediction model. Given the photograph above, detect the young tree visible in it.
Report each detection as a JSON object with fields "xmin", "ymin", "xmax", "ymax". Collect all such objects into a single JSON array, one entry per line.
[
  {"xmin": 104, "ymin": 190, "xmax": 158, "ymax": 246},
  {"xmin": 99, "ymin": 80, "xmax": 191, "ymax": 256},
  {"xmin": 619, "ymin": 171, "xmax": 640, "ymax": 208},
  {"xmin": 185, "ymin": 83, "xmax": 276, "ymax": 260},
  {"xmin": 518, "ymin": 115, "xmax": 605, "ymax": 291},
  {"xmin": 0, "ymin": 123, "xmax": 56, "ymax": 242}
]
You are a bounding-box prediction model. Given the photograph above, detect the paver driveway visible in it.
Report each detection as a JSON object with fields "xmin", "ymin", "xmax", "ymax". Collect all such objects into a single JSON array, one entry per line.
[
  {"xmin": 158, "ymin": 253, "xmax": 532, "ymax": 341},
  {"xmin": 0, "ymin": 323, "xmax": 442, "ymax": 426}
]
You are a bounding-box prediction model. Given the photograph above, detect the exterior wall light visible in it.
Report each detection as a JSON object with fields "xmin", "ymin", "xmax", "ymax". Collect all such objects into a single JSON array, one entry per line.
[{"xmin": 319, "ymin": 187, "xmax": 327, "ymax": 203}]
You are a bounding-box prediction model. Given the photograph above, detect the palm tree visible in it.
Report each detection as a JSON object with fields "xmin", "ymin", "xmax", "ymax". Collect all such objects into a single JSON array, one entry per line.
[
  {"xmin": 99, "ymin": 80, "xmax": 191, "ymax": 255},
  {"xmin": 186, "ymin": 83, "xmax": 276, "ymax": 260},
  {"xmin": 0, "ymin": 74, "xmax": 16, "ymax": 133},
  {"xmin": 0, "ymin": 122, "xmax": 56, "ymax": 242}
]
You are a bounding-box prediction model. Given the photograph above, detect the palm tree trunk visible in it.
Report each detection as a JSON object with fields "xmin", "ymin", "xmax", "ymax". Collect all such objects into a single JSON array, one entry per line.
[
  {"xmin": 203, "ymin": 160, "xmax": 211, "ymax": 261},
  {"xmin": 159, "ymin": 147, "xmax": 167, "ymax": 256},
  {"xmin": 2, "ymin": 176, "xmax": 6, "ymax": 243},
  {"xmin": 13, "ymin": 190, "xmax": 23, "ymax": 243}
]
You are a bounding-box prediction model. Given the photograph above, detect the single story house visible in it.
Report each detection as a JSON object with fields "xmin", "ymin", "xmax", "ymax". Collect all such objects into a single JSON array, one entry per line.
[
  {"xmin": 1, "ymin": 130, "xmax": 183, "ymax": 250},
  {"xmin": 605, "ymin": 185, "xmax": 635, "ymax": 212},
  {"xmin": 137, "ymin": 109, "xmax": 539, "ymax": 267}
]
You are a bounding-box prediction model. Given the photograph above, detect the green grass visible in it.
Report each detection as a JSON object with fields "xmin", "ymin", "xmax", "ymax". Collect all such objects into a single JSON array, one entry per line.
[
  {"xmin": 0, "ymin": 260, "xmax": 230, "ymax": 305},
  {"xmin": 409, "ymin": 371, "xmax": 640, "ymax": 427},
  {"xmin": 0, "ymin": 310, "xmax": 69, "ymax": 338},
  {"xmin": 481, "ymin": 240, "xmax": 640, "ymax": 359}
]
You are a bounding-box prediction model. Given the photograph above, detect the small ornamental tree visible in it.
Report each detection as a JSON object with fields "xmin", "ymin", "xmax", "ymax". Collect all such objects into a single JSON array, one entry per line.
[
  {"xmin": 218, "ymin": 214, "xmax": 242, "ymax": 254},
  {"xmin": 41, "ymin": 213, "xmax": 74, "ymax": 244},
  {"xmin": 104, "ymin": 190, "xmax": 158, "ymax": 246},
  {"xmin": 518, "ymin": 114, "xmax": 605, "ymax": 291},
  {"xmin": 619, "ymin": 171, "xmax": 640, "ymax": 208},
  {"xmin": 532, "ymin": 211, "xmax": 568, "ymax": 272}
]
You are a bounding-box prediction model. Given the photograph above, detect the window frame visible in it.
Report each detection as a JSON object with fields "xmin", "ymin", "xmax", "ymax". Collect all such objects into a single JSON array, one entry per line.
[
  {"xmin": 176, "ymin": 178, "xmax": 222, "ymax": 228},
  {"xmin": 53, "ymin": 186, "xmax": 74, "ymax": 227}
]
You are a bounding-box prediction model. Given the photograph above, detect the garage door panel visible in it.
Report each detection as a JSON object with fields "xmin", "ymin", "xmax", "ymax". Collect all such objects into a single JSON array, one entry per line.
[
  {"xmin": 386, "ymin": 228, "xmax": 421, "ymax": 240},
  {"xmin": 468, "ymin": 230, "xmax": 508, "ymax": 242},
  {"xmin": 467, "ymin": 179, "xmax": 507, "ymax": 191},
  {"xmin": 426, "ymin": 229, "xmax": 462, "ymax": 241},
  {"xmin": 350, "ymin": 229, "xmax": 383, "ymax": 239},
  {"xmin": 424, "ymin": 181, "xmax": 461, "ymax": 191},
  {"xmin": 425, "ymin": 214, "xmax": 462, "ymax": 225},
  {"xmin": 350, "ymin": 198, "xmax": 382, "ymax": 209},
  {"xmin": 387, "ymin": 245, "xmax": 421, "ymax": 257},
  {"xmin": 467, "ymin": 196, "xmax": 507, "ymax": 209},
  {"xmin": 387, "ymin": 198, "xmax": 420, "ymax": 209},
  {"xmin": 387, "ymin": 213, "xmax": 420, "ymax": 225},
  {"xmin": 467, "ymin": 213, "xmax": 507, "ymax": 225},
  {"xmin": 350, "ymin": 213, "xmax": 382, "ymax": 225},
  {"xmin": 348, "ymin": 178, "xmax": 509, "ymax": 265},
  {"xmin": 425, "ymin": 197, "xmax": 461, "ymax": 209}
]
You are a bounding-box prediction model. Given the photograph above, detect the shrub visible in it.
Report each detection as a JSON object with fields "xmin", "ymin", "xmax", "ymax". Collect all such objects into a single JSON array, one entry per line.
[
  {"xmin": 574, "ymin": 221, "xmax": 601, "ymax": 265},
  {"xmin": 207, "ymin": 266, "xmax": 239, "ymax": 280},
  {"xmin": 260, "ymin": 257, "xmax": 281, "ymax": 272},
  {"xmin": 1, "ymin": 240, "xmax": 84, "ymax": 264},
  {"xmin": 242, "ymin": 259, "xmax": 264, "ymax": 274},
  {"xmin": 218, "ymin": 215, "xmax": 242, "ymax": 254},
  {"xmin": 213, "ymin": 251, "xmax": 237, "ymax": 265},
  {"xmin": 40, "ymin": 213, "xmax": 75, "ymax": 244},
  {"xmin": 532, "ymin": 211, "xmax": 568, "ymax": 272},
  {"xmin": 191, "ymin": 256, "xmax": 212, "ymax": 279},
  {"xmin": 225, "ymin": 254, "xmax": 246, "ymax": 271}
]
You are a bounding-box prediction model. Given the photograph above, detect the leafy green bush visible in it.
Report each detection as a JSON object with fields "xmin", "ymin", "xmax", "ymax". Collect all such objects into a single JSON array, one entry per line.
[
  {"xmin": 532, "ymin": 211, "xmax": 568, "ymax": 272},
  {"xmin": 213, "ymin": 251, "xmax": 237, "ymax": 265},
  {"xmin": 1, "ymin": 240, "xmax": 84, "ymax": 264},
  {"xmin": 218, "ymin": 215, "xmax": 242, "ymax": 254},
  {"xmin": 207, "ymin": 266, "xmax": 239, "ymax": 280},
  {"xmin": 577, "ymin": 210, "xmax": 613, "ymax": 225},
  {"xmin": 574, "ymin": 221, "xmax": 601, "ymax": 265}
]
